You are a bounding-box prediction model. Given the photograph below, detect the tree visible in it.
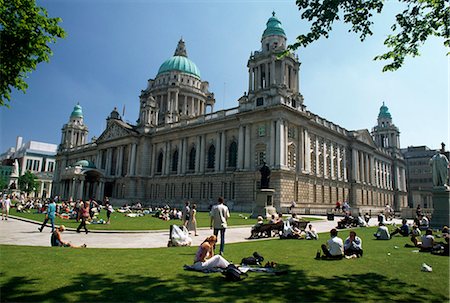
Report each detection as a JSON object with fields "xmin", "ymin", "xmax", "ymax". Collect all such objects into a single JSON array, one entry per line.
[
  {"xmin": 289, "ymin": 0, "xmax": 449, "ymax": 71},
  {"xmin": 0, "ymin": 176, "xmax": 8, "ymax": 191},
  {"xmin": 0, "ymin": 0, "xmax": 66, "ymax": 107},
  {"xmin": 18, "ymin": 171, "xmax": 38, "ymax": 196}
]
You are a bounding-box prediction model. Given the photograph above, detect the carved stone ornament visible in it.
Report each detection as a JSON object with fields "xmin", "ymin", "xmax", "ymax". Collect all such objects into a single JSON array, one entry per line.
[{"xmin": 98, "ymin": 123, "xmax": 129, "ymax": 142}]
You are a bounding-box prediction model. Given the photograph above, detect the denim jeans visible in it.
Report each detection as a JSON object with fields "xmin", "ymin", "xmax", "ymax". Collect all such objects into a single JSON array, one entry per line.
[
  {"xmin": 40, "ymin": 216, "xmax": 55, "ymax": 232},
  {"xmin": 213, "ymin": 228, "xmax": 226, "ymax": 254}
]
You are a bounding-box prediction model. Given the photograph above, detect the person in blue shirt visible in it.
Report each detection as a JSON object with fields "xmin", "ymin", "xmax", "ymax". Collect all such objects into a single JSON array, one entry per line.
[
  {"xmin": 39, "ymin": 199, "xmax": 58, "ymax": 232},
  {"xmin": 390, "ymin": 219, "xmax": 410, "ymax": 237}
]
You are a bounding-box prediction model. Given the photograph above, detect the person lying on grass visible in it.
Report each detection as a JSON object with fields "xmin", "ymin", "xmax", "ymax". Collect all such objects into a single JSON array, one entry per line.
[
  {"xmin": 192, "ymin": 235, "xmax": 230, "ymax": 270},
  {"xmin": 51, "ymin": 225, "xmax": 86, "ymax": 248}
]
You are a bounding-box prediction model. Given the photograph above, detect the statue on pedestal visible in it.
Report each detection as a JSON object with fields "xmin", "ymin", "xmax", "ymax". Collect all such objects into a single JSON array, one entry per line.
[
  {"xmin": 259, "ymin": 162, "xmax": 271, "ymax": 189},
  {"xmin": 430, "ymin": 150, "xmax": 449, "ymax": 188}
]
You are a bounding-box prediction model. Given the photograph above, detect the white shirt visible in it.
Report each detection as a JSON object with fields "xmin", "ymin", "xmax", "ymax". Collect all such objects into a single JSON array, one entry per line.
[
  {"xmin": 210, "ymin": 203, "xmax": 230, "ymax": 229},
  {"xmin": 327, "ymin": 236, "xmax": 344, "ymax": 256},
  {"xmin": 421, "ymin": 235, "xmax": 434, "ymax": 248},
  {"xmin": 376, "ymin": 226, "xmax": 390, "ymax": 240},
  {"xmin": 2, "ymin": 198, "xmax": 11, "ymax": 210}
]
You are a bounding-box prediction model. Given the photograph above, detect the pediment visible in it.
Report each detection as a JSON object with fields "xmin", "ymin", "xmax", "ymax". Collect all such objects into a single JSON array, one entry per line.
[
  {"xmin": 97, "ymin": 121, "xmax": 135, "ymax": 142},
  {"xmin": 353, "ymin": 130, "xmax": 377, "ymax": 148}
]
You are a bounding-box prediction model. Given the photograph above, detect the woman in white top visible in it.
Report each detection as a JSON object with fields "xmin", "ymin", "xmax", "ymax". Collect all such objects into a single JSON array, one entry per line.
[
  {"xmin": 189, "ymin": 204, "xmax": 198, "ymax": 236},
  {"xmin": 2, "ymin": 195, "xmax": 11, "ymax": 220},
  {"xmin": 192, "ymin": 235, "xmax": 230, "ymax": 270}
]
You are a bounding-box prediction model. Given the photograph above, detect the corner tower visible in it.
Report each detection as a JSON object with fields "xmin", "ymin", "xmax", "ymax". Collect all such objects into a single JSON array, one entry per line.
[
  {"xmin": 242, "ymin": 12, "xmax": 303, "ymax": 111},
  {"xmin": 59, "ymin": 103, "xmax": 89, "ymax": 150},
  {"xmin": 372, "ymin": 102, "xmax": 400, "ymax": 150}
]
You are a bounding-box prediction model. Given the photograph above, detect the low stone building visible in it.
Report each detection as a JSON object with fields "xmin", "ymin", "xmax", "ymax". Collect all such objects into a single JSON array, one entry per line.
[{"xmin": 53, "ymin": 13, "xmax": 407, "ymax": 213}]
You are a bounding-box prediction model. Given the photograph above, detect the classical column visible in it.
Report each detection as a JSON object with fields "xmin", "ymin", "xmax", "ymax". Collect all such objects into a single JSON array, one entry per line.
[
  {"xmin": 215, "ymin": 134, "xmax": 220, "ymax": 172},
  {"xmin": 323, "ymin": 141, "xmax": 328, "ymax": 178},
  {"xmin": 106, "ymin": 149, "xmax": 112, "ymax": 176},
  {"xmin": 174, "ymin": 90, "xmax": 179, "ymax": 115},
  {"xmin": 248, "ymin": 67, "xmax": 252, "ymax": 91},
  {"xmin": 150, "ymin": 143, "xmax": 156, "ymax": 177},
  {"xmin": 330, "ymin": 143, "xmax": 335, "ymax": 179},
  {"xmin": 184, "ymin": 95, "xmax": 188, "ymax": 115},
  {"xmin": 256, "ymin": 66, "xmax": 261, "ymax": 89},
  {"xmin": 237, "ymin": 125, "xmax": 244, "ymax": 169},
  {"xmin": 130, "ymin": 143, "xmax": 137, "ymax": 176},
  {"xmin": 337, "ymin": 145, "xmax": 341, "ymax": 179},
  {"xmin": 365, "ymin": 153, "xmax": 370, "ymax": 185},
  {"xmin": 191, "ymin": 97, "xmax": 195, "ymax": 116},
  {"xmin": 178, "ymin": 140, "xmax": 183, "ymax": 175},
  {"xmin": 271, "ymin": 58, "xmax": 276, "ymax": 85},
  {"xmin": 79, "ymin": 179, "xmax": 84, "ymax": 200},
  {"xmin": 199, "ymin": 135, "xmax": 205, "ymax": 173},
  {"xmin": 281, "ymin": 61, "xmax": 286, "ymax": 85},
  {"xmin": 269, "ymin": 121, "xmax": 275, "ymax": 167},
  {"xmin": 244, "ymin": 126, "xmax": 251, "ymax": 169},
  {"xmin": 165, "ymin": 141, "xmax": 171, "ymax": 175},
  {"xmin": 220, "ymin": 132, "xmax": 226, "ymax": 172},
  {"xmin": 298, "ymin": 127, "xmax": 304, "ymax": 172},
  {"xmin": 275, "ymin": 120, "xmax": 281, "ymax": 168},
  {"xmin": 343, "ymin": 148, "xmax": 348, "ymax": 181},
  {"xmin": 40, "ymin": 182, "xmax": 45, "ymax": 198},
  {"xmin": 71, "ymin": 178, "xmax": 76, "ymax": 200},
  {"xmin": 352, "ymin": 149, "xmax": 359, "ymax": 182},
  {"xmin": 265, "ymin": 63, "xmax": 269, "ymax": 88},
  {"xmin": 195, "ymin": 136, "xmax": 201, "ymax": 173},
  {"xmin": 253, "ymin": 68, "xmax": 257, "ymax": 91},
  {"xmin": 117, "ymin": 146, "xmax": 123, "ymax": 177},
  {"xmin": 181, "ymin": 138, "xmax": 186, "ymax": 174},
  {"xmin": 304, "ymin": 129, "xmax": 311, "ymax": 173},
  {"xmin": 315, "ymin": 137, "xmax": 320, "ymax": 176}
]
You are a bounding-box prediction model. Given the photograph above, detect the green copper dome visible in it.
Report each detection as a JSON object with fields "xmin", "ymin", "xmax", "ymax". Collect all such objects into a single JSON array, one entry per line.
[
  {"xmin": 157, "ymin": 56, "xmax": 201, "ymax": 78},
  {"xmin": 70, "ymin": 104, "xmax": 83, "ymax": 118},
  {"xmin": 378, "ymin": 102, "xmax": 392, "ymax": 119},
  {"xmin": 74, "ymin": 160, "xmax": 96, "ymax": 168},
  {"xmin": 262, "ymin": 12, "xmax": 286, "ymax": 38}
]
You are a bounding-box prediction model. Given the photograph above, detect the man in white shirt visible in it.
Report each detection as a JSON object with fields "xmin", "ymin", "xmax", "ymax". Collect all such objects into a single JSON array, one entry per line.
[
  {"xmin": 320, "ymin": 228, "xmax": 344, "ymax": 259},
  {"xmin": 374, "ymin": 223, "xmax": 391, "ymax": 240},
  {"xmin": 419, "ymin": 229, "xmax": 435, "ymax": 251},
  {"xmin": 210, "ymin": 197, "xmax": 230, "ymax": 255}
]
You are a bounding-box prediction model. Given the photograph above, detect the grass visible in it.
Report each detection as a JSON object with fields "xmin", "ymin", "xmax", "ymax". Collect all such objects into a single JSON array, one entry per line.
[
  {"xmin": 9, "ymin": 208, "xmax": 320, "ymax": 231},
  {"xmin": 0, "ymin": 227, "xmax": 448, "ymax": 302}
]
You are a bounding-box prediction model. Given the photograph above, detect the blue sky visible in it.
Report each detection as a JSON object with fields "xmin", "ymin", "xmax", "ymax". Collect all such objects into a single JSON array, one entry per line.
[{"xmin": 1, "ymin": 0, "xmax": 448, "ymax": 152}]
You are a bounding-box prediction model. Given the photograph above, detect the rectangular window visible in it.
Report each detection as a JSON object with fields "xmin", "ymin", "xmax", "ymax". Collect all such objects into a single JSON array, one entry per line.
[
  {"xmin": 258, "ymin": 126, "xmax": 266, "ymax": 137},
  {"xmin": 256, "ymin": 97, "xmax": 264, "ymax": 106},
  {"xmin": 33, "ymin": 160, "xmax": 39, "ymax": 171},
  {"xmin": 48, "ymin": 162, "xmax": 55, "ymax": 172},
  {"xmin": 26, "ymin": 159, "xmax": 32, "ymax": 171},
  {"xmin": 258, "ymin": 152, "xmax": 266, "ymax": 166}
]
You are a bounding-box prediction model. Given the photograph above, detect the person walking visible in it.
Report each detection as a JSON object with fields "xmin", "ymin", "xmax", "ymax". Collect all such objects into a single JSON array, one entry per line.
[
  {"xmin": 189, "ymin": 204, "xmax": 198, "ymax": 236},
  {"xmin": 182, "ymin": 201, "xmax": 191, "ymax": 227},
  {"xmin": 209, "ymin": 197, "xmax": 230, "ymax": 255},
  {"xmin": 76, "ymin": 201, "xmax": 90, "ymax": 234},
  {"xmin": 39, "ymin": 199, "xmax": 57, "ymax": 232},
  {"xmin": 2, "ymin": 194, "xmax": 11, "ymax": 220}
]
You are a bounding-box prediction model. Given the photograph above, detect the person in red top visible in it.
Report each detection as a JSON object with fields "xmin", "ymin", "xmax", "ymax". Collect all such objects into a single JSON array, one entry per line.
[{"xmin": 76, "ymin": 201, "xmax": 90, "ymax": 234}]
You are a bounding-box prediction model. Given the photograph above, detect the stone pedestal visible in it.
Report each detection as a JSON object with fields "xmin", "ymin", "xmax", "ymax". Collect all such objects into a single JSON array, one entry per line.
[
  {"xmin": 252, "ymin": 188, "xmax": 277, "ymax": 218},
  {"xmin": 430, "ymin": 187, "xmax": 450, "ymax": 229}
]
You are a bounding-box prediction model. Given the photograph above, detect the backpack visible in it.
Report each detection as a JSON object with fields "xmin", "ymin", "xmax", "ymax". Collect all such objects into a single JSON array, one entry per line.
[
  {"xmin": 241, "ymin": 251, "xmax": 265, "ymax": 266},
  {"xmin": 222, "ymin": 264, "xmax": 248, "ymax": 281}
]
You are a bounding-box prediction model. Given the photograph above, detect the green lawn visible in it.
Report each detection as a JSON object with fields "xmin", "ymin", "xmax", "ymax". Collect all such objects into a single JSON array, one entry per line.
[
  {"xmin": 0, "ymin": 227, "xmax": 448, "ymax": 302},
  {"xmin": 10, "ymin": 208, "xmax": 320, "ymax": 231}
]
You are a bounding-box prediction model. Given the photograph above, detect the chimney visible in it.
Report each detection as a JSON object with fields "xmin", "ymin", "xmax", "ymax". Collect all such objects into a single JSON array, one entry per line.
[{"xmin": 16, "ymin": 136, "xmax": 23, "ymax": 151}]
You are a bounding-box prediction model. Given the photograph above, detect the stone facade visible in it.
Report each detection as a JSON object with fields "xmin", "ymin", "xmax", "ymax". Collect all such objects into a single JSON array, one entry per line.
[{"xmin": 52, "ymin": 13, "xmax": 408, "ymax": 213}]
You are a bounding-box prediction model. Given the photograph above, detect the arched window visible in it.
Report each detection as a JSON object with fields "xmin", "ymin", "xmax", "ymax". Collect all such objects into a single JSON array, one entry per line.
[
  {"xmin": 228, "ymin": 142, "xmax": 237, "ymax": 168},
  {"xmin": 189, "ymin": 147, "xmax": 196, "ymax": 170},
  {"xmin": 157, "ymin": 152, "xmax": 163, "ymax": 173},
  {"xmin": 172, "ymin": 150, "xmax": 178, "ymax": 172},
  {"xmin": 207, "ymin": 145, "xmax": 216, "ymax": 169}
]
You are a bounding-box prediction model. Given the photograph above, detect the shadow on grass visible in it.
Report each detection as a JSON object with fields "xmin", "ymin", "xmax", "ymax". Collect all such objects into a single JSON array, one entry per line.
[{"xmin": 1, "ymin": 267, "xmax": 448, "ymax": 302}]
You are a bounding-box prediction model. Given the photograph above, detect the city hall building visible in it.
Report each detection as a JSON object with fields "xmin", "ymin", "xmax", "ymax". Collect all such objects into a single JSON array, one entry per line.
[{"xmin": 53, "ymin": 13, "xmax": 408, "ymax": 213}]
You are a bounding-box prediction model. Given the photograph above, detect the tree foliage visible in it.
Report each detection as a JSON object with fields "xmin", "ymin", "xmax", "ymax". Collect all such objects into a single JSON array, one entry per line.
[
  {"xmin": 289, "ymin": 0, "xmax": 450, "ymax": 71},
  {"xmin": 18, "ymin": 171, "xmax": 38, "ymax": 195},
  {"xmin": 0, "ymin": 0, "xmax": 66, "ymax": 107}
]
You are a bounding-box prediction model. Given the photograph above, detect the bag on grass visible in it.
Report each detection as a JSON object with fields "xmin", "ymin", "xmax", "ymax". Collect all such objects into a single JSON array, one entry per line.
[{"xmin": 222, "ymin": 264, "xmax": 248, "ymax": 281}]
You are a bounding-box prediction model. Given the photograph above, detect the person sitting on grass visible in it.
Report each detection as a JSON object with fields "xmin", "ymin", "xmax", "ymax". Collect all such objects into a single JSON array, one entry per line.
[
  {"xmin": 192, "ymin": 235, "xmax": 230, "ymax": 271},
  {"xmin": 268, "ymin": 214, "xmax": 277, "ymax": 224},
  {"xmin": 390, "ymin": 219, "xmax": 410, "ymax": 237},
  {"xmin": 319, "ymin": 228, "xmax": 344, "ymax": 260},
  {"xmin": 374, "ymin": 223, "xmax": 390, "ymax": 240},
  {"xmin": 344, "ymin": 231, "xmax": 363, "ymax": 258},
  {"xmin": 431, "ymin": 234, "xmax": 449, "ymax": 256},
  {"xmin": 305, "ymin": 224, "xmax": 318, "ymax": 240},
  {"xmin": 418, "ymin": 215, "xmax": 430, "ymax": 231},
  {"xmin": 51, "ymin": 225, "xmax": 86, "ymax": 248},
  {"xmin": 417, "ymin": 229, "xmax": 435, "ymax": 252}
]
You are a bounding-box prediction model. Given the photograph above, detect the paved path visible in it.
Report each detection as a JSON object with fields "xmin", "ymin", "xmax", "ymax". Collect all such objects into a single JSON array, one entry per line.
[{"xmin": 0, "ymin": 216, "xmax": 403, "ymax": 249}]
